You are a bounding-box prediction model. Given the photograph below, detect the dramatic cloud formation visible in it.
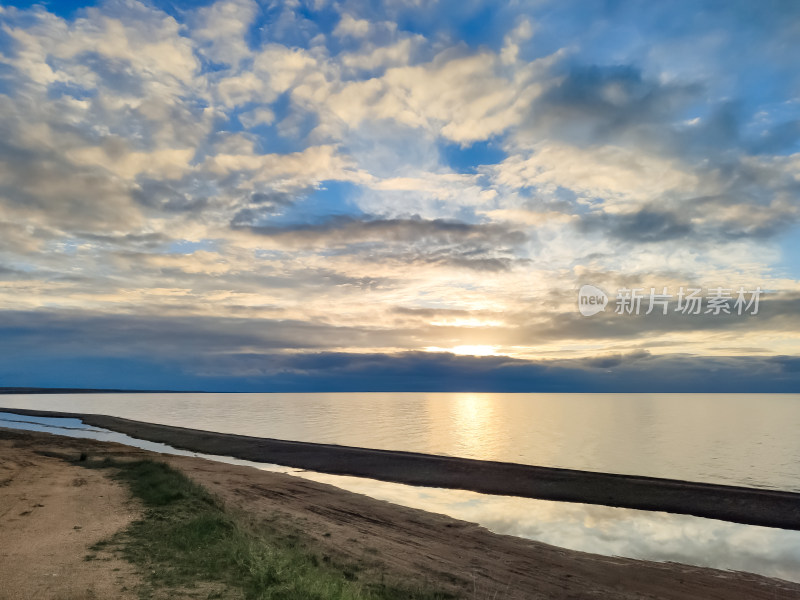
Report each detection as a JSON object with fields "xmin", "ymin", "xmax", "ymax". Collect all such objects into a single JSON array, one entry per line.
[{"xmin": 0, "ymin": 0, "xmax": 797, "ymax": 390}]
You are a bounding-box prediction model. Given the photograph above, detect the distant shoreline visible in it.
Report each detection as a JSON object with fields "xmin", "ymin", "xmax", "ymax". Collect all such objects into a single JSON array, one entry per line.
[
  {"xmin": 0, "ymin": 387, "xmax": 196, "ymax": 394},
  {"xmin": 3, "ymin": 406, "xmax": 800, "ymax": 531}
]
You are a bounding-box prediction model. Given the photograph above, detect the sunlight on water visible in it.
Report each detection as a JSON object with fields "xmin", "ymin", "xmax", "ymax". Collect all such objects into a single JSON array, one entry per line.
[{"xmin": 451, "ymin": 393, "xmax": 502, "ymax": 458}]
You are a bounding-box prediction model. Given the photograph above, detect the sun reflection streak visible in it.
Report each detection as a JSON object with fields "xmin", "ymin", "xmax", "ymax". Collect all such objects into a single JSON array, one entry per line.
[{"xmin": 451, "ymin": 393, "xmax": 502, "ymax": 459}]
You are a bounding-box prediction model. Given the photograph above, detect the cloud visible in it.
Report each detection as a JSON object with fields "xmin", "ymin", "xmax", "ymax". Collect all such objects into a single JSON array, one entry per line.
[
  {"xmin": 488, "ymin": 141, "xmax": 701, "ymax": 209},
  {"xmin": 203, "ymin": 144, "xmax": 355, "ymax": 186},
  {"xmin": 578, "ymin": 208, "xmax": 693, "ymax": 243},
  {"xmin": 521, "ymin": 65, "xmax": 702, "ymax": 147},
  {"xmin": 0, "ymin": 308, "xmax": 797, "ymax": 392},
  {"xmin": 132, "ymin": 179, "xmax": 209, "ymax": 213},
  {"xmin": 333, "ymin": 14, "xmax": 372, "ymax": 38},
  {"xmin": 0, "ymin": 128, "xmax": 144, "ymax": 232},
  {"xmin": 3, "ymin": 1, "xmax": 198, "ymax": 89},
  {"xmin": 296, "ymin": 43, "xmax": 559, "ymax": 144},
  {"xmin": 0, "ymin": 0, "xmax": 797, "ymax": 389},
  {"xmin": 192, "ymin": 0, "xmax": 259, "ymax": 67},
  {"xmin": 339, "ymin": 36, "xmax": 424, "ymax": 73},
  {"xmin": 238, "ymin": 215, "xmax": 528, "ymax": 270},
  {"xmin": 240, "ymin": 215, "xmax": 524, "ymax": 244}
]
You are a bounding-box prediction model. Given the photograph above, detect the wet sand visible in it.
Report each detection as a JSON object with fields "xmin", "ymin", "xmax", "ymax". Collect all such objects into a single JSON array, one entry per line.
[
  {"xmin": 3, "ymin": 407, "xmax": 800, "ymax": 531},
  {"xmin": 3, "ymin": 427, "xmax": 800, "ymax": 599}
]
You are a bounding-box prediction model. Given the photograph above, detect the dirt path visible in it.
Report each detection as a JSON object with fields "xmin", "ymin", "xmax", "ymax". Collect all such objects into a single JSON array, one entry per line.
[{"xmin": 0, "ymin": 437, "xmax": 140, "ymax": 600}]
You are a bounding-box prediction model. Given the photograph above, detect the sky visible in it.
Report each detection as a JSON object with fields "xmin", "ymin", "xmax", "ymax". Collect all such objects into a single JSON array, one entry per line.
[{"xmin": 0, "ymin": 0, "xmax": 798, "ymax": 392}]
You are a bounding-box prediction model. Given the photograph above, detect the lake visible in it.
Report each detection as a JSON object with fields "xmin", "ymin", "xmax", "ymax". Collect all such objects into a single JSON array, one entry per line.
[{"xmin": 1, "ymin": 392, "xmax": 799, "ymax": 491}]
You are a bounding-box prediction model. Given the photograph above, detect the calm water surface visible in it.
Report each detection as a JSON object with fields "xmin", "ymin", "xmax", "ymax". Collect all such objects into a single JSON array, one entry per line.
[{"xmin": 2, "ymin": 392, "xmax": 800, "ymax": 491}]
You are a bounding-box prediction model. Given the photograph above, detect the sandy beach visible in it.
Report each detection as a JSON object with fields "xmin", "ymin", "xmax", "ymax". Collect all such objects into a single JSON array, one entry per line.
[{"xmin": 2, "ymin": 426, "xmax": 800, "ymax": 599}]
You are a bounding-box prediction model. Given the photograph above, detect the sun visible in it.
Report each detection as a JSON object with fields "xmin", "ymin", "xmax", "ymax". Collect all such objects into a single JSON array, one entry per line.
[{"xmin": 426, "ymin": 345, "xmax": 499, "ymax": 356}]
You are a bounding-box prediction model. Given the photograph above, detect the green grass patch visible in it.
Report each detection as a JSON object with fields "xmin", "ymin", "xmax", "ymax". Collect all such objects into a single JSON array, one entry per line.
[{"xmin": 80, "ymin": 457, "xmax": 454, "ymax": 600}]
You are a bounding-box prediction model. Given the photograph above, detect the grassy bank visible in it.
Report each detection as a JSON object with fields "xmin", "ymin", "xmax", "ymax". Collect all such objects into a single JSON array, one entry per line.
[{"xmin": 80, "ymin": 456, "xmax": 453, "ymax": 600}]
